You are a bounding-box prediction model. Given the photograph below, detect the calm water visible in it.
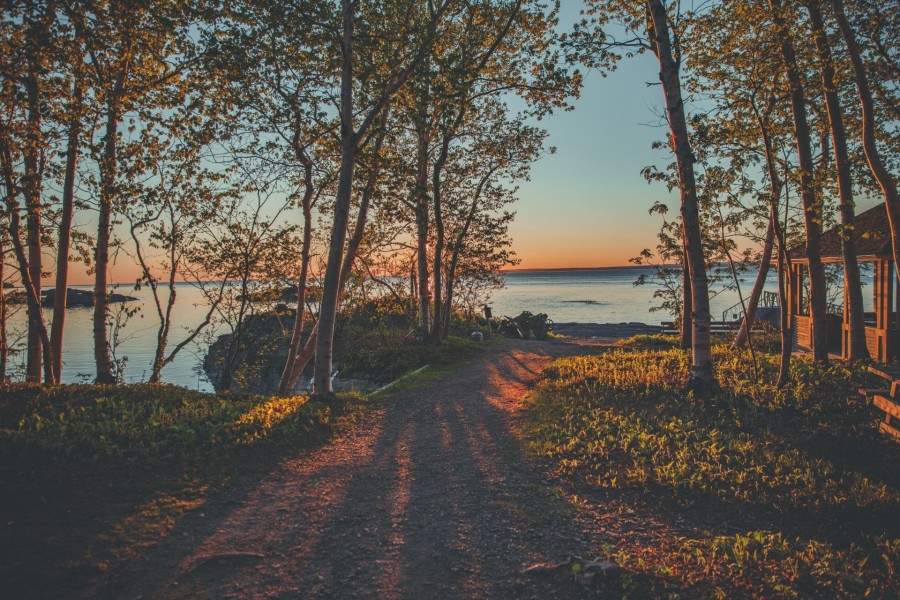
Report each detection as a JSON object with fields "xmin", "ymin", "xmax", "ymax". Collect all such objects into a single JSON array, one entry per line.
[
  {"xmin": 6, "ymin": 266, "xmax": 875, "ymax": 389},
  {"xmin": 492, "ymin": 267, "xmax": 781, "ymax": 323},
  {"xmin": 6, "ymin": 284, "xmax": 217, "ymax": 390}
]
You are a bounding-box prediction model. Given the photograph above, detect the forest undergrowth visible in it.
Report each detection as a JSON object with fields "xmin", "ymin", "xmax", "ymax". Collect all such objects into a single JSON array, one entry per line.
[
  {"xmin": 525, "ymin": 334, "xmax": 900, "ymax": 598},
  {"xmin": 0, "ymin": 383, "xmax": 369, "ymax": 596}
]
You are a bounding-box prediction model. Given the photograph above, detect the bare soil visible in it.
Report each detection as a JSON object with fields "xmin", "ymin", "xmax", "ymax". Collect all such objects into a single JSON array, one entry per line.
[{"xmin": 99, "ymin": 337, "xmax": 616, "ymax": 599}]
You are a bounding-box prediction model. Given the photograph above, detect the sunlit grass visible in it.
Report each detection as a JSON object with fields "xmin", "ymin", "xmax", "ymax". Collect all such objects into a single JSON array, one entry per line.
[
  {"xmin": 530, "ymin": 344, "xmax": 892, "ymax": 510},
  {"xmin": 1, "ymin": 384, "xmax": 367, "ymax": 463},
  {"xmin": 525, "ymin": 337, "xmax": 900, "ymax": 596}
]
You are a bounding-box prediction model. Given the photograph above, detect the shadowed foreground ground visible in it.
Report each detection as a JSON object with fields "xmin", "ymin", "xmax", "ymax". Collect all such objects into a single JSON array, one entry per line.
[{"xmin": 101, "ymin": 339, "xmax": 598, "ymax": 599}]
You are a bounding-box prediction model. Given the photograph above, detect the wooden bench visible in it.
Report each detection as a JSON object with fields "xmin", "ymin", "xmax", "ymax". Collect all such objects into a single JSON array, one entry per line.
[
  {"xmin": 867, "ymin": 366, "xmax": 900, "ymax": 442},
  {"xmin": 660, "ymin": 321, "xmax": 741, "ymax": 335}
]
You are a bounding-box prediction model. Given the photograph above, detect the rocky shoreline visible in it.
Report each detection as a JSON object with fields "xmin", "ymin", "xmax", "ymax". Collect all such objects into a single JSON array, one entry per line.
[{"xmin": 552, "ymin": 321, "xmax": 662, "ymax": 342}]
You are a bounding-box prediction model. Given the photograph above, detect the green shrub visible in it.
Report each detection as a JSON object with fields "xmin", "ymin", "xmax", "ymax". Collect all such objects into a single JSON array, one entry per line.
[{"xmin": 0, "ymin": 384, "xmax": 365, "ymax": 466}]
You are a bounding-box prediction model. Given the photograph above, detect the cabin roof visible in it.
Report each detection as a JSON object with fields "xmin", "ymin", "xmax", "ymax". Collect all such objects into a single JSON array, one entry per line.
[{"xmin": 790, "ymin": 202, "xmax": 892, "ymax": 261}]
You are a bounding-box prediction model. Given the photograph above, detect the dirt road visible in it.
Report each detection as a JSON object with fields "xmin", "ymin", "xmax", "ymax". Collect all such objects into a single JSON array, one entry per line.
[{"xmin": 103, "ymin": 339, "xmax": 601, "ymax": 599}]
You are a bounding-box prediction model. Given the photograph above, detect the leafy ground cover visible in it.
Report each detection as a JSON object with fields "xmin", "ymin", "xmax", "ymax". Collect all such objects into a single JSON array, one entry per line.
[
  {"xmin": 0, "ymin": 331, "xmax": 488, "ymax": 598},
  {"xmin": 0, "ymin": 384, "xmax": 367, "ymax": 597},
  {"xmin": 525, "ymin": 336, "xmax": 900, "ymax": 598}
]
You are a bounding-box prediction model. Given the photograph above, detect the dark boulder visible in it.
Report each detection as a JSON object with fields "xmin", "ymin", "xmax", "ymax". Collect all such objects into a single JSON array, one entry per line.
[
  {"xmin": 41, "ymin": 288, "xmax": 95, "ymax": 307},
  {"xmin": 498, "ymin": 311, "xmax": 553, "ymax": 340}
]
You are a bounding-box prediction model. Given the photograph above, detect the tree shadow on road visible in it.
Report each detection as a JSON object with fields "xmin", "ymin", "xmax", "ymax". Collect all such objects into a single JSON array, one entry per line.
[{"xmin": 105, "ymin": 342, "xmax": 646, "ymax": 599}]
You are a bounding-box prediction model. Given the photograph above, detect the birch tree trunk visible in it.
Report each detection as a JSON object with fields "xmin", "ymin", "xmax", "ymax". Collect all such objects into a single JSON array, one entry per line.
[
  {"xmin": 442, "ymin": 170, "xmax": 495, "ymax": 338},
  {"xmin": 414, "ymin": 126, "xmax": 431, "ymax": 338},
  {"xmin": 94, "ymin": 96, "xmax": 121, "ymax": 384},
  {"xmin": 680, "ymin": 240, "xmax": 692, "ymax": 349},
  {"xmin": 287, "ymin": 116, "xmax": 389, "ymax": 394},
  {"xmin": 429, "ymin": 134, "xmax": 451, "ymax": 344},
  {"xmin": 277, "ymin": 151, "xmax": 315, "ymax": 396},
  {"xmin": 1, "ymin": 136, "xmax": 55, "ymax": 383},
  {"xmin": 51, "ymin": 74, "xmax": 83, "ymax": 382},
  {"xmin": 769, "ymin": 0, "xmax": 830, "ymax": 362},
  {"xmin": 313, "ymin": 0, "xmax": 357, "ymax": 397},
  {"xmin": 752, "ymin": 83, "xmax": 793, "ymax": 384},
  {"xmin": 312, "ymin": 1, "xmax": 449, "ymax": 397},
  {"xmin": 23, "ymin": 54, "xmax": 44, "ymax": 382},
  {"xmin": 732, "ymin": 217, "xmax": 775, "ymax": 349},
  {"xmin": 147, "ymin": 206, "xmax": 177, "ymax": 383},
  {"xmin": 148, "ymin": 279, "xmax": 176, "ymax": 383},
  {"xmin": 647, "ymin": 0, "xmax": 717, "ymax": 393},
  {"xmin": 776, "ymin": 216, "xmax": 793, "ymax": 386}
]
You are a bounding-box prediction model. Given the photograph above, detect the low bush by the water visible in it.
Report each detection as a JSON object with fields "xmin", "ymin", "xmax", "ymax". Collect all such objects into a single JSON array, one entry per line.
[
  {"xmin": 526, "ymin": 341, "xmax": 900, "ymax": 597},
  {"xmin": 336, "ymin": 329, "xmax": 486, "ymax": 383}
]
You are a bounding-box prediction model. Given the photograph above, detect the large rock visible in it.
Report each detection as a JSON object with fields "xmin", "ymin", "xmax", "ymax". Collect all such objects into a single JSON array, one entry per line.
[
  {"xmin": 203, "ymin": 309, "xmax": 378, "ymax": 395},
  {"xmin": 41, "ymin": 288, "xmax": 95, "ymax": 307}
]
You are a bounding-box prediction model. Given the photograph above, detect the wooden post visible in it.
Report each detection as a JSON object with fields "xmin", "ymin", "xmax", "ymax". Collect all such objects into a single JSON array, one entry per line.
[
  {"xmin": 843, "ymin": 268, "xmax": 850, "ymax": 358},
  {"xmin": 873, "ymin": 259, "xmax": 894, "ymax": 361},
  {"xmin": 789, "ymin": 263, "xmax": 798, "ymax": 315},
  {"xmin": 887, "ymin": 260, "xmax": 894, "ymax": 360},
  {"xmin": 484, "ymin": 305, "xmax": 493, "ymax": 338},
  {"xmin": 892, "ymin": 262, "xmax": 900, "ymax": 339},
  {"xmin": 876, "ymin": 260, "xmax": 883, "ymax": 330}
]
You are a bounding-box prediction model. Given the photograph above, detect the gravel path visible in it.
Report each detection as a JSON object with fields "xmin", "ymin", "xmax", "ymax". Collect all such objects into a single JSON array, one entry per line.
[{"xmin": 103, "ymin": 338, "xmax": 611, "ymax": 599}]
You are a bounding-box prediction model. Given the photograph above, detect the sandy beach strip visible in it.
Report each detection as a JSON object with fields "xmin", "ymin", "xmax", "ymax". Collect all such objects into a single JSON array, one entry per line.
[{"xmin": 551, "ymin": 322, "xmax": 662, "ymax": 343}]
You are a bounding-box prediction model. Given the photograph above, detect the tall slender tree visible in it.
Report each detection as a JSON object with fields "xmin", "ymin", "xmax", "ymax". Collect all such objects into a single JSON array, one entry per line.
[
  {"xmin": 82, "ymin": 0, "xmax": 197, "ymax": 383},
  {"xmin": 312, "ymin": 0, "xmax": 453, "ymax": 397},
  {"xmin": 768, "ymin": 0, "xmax": 830, "ymax": 362},
  {"xmin": 50, "ymin": 5, "xmax": 86, "ymax": 382},
  {"xmin": 646, "ymin": 0, "xmax": 717, "ymax": 392},
  {"xmin": 831, "ymin": 0, "xmax": 900, "ymax": 282},
  {"xmin": 805, "ymin": 0, "xmax": 867, "ymax": 359},
  {"xmin": 0, "ymin": 0, "xmax": 58, "ymax": 383}
]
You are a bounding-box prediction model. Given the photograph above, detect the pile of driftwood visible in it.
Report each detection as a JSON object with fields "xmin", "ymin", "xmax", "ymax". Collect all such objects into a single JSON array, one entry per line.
[{"xmin": 498, "ymin": 311, "xmax": 552, "ymax": 340}]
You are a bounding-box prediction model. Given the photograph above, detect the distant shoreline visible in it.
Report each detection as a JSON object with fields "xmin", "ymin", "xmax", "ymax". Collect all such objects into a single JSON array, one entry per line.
[
  {"xmin": 38, "ymin": 266, "xmax": 663, "ymax": 287},
  {"xmin": 503, "ymin": 265, "xmax": 665, "ymax": 273},
  {"xmin": 28, "ymin": 266, "xmax": 677, "ymax": 288}
]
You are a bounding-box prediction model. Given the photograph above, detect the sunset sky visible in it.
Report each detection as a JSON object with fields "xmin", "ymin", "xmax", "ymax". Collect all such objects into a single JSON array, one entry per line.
[
  {"xmin": 70, "ymin": 14, "xmax": 670, "ymax": 286},
  {"xmin": 61, "ymin": 4, "xmax": 880, "ymax": 284},
  {"xmin": 506, "ymin": 4, "xmax": 674, "ymax": 271}
]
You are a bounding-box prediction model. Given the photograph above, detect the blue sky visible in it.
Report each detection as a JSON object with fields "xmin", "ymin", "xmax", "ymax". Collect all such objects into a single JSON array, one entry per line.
[{"xmin": 511, "ymin": 2, "xmax": 882, "ymax": 270}]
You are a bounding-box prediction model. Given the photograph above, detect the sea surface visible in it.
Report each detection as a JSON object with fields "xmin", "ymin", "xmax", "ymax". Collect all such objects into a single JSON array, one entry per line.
[{"xmin": 5, "ymin": 265, "xmax": 876, "ymax": 390}]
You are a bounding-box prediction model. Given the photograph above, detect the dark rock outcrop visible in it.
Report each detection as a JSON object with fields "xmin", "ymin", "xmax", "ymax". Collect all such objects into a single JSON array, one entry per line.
[{"xmin": 5, "ymin": 287, "xmax": 137, "ymax": 307}]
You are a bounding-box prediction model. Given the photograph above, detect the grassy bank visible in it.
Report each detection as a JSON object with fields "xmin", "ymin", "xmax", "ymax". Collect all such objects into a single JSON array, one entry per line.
[
  {"xmin": 0, "ymin": 384, "xmax": 366, "ymax": 598},
  {"xmin": 525, "ymin": 337, "xmax": 900, "ymax": 598}
]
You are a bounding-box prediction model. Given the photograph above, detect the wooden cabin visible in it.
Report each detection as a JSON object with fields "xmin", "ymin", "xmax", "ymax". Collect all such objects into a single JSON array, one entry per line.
[{"xmin": 789, "ymin": 203, "xmax": 898, "ymax": 361}]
